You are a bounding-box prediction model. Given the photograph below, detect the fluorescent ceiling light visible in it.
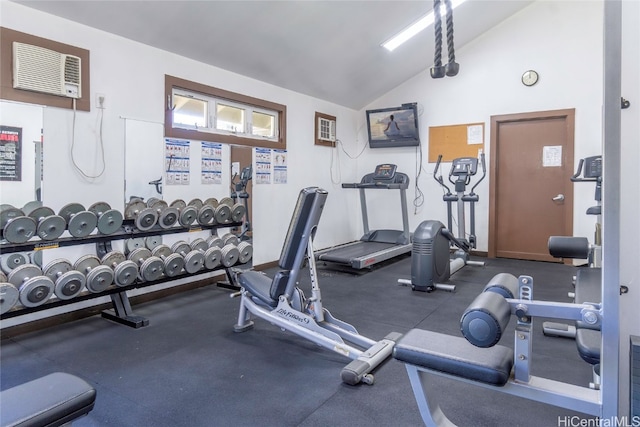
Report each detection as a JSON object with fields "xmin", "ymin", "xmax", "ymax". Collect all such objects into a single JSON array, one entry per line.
[{"xmin": 382, "ymin": 0, "xmax": 467, "ymax": 52}]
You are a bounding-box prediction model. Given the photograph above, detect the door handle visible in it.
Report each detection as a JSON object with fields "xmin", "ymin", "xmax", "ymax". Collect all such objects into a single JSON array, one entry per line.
[{"xmin": 552, "ymin": 194, "xmax": 565, "ymax": 201}]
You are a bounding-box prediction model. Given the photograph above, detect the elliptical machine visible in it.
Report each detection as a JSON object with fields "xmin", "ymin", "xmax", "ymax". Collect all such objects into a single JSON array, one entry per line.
[
  {"xmin": 231, "ymin": 164, "xmax": 252, "ymax": 241},
  {"xmin": 399, "ymin": 153, "xmax": 485, "ymax": 292}
]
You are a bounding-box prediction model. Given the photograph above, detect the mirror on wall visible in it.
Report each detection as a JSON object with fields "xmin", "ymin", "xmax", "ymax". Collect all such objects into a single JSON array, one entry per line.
[{"xmin": 0, "ymin": 101, "xmax": 44, "ymax": 210}]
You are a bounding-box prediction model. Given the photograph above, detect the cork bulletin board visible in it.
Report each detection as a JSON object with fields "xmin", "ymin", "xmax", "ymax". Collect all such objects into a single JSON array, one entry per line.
[{"xmin": 428, "ymin": 122, "xmax": 485, "ymax": 162}]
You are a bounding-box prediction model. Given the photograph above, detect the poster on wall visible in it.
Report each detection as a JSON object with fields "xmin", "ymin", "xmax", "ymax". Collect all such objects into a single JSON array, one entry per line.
[
  {"xmin": 0, "ymin": 125, "xmax": 22, "ymax": 181},
  {"xmin": 165, "ymin": 138, "xmax": 190, "ymax": 185},
  {"xmin": 273, "ymin": 149, "xmax": 288, "ymax": 184},
  {"xmin": 201, "ymin": 142, "xmax": 223, "ymax": 184},
  {"xmin": 255, "ymin": 147, "xmax": 272, "ymax": 185}
]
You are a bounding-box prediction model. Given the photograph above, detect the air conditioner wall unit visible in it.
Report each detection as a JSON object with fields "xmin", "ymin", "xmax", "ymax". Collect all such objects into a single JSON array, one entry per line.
[
  {"xmin": 12, "ymin": 42, "xmax": 81, "ymax": 99},
  {"xmin": 318, "ymin": 117, "xmax": 336, "ymax": 143}
]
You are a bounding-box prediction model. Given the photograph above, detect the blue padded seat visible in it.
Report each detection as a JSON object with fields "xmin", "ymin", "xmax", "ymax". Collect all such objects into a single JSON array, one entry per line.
[
  {"xmin": 0, "ymin": 372, "xmax": 96, "ymax": 427},
  {"xmin": 393, "ymin": 329, "xmax": 513, "ymax": 386}
]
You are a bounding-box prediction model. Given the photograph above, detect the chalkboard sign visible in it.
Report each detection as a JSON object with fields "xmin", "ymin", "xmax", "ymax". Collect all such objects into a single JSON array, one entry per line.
[{"xmin": 0, "ymin": 125, "xmax": 22, "ymax": 181}]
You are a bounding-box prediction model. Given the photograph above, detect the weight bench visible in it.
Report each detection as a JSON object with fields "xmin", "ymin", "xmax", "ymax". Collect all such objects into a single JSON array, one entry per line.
[
  {"xmin": 393, "ymin": 274, "xmax": 602, "ymax": 426},
  {"xmin": 0, "ymin": 372, "xmax": 96, "ymax": 427}
]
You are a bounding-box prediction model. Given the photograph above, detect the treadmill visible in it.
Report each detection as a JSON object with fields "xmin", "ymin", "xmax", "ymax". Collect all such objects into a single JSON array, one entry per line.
[{"xmin": 317, "ymin": 164, "xmax": 412, "ymax": 269}]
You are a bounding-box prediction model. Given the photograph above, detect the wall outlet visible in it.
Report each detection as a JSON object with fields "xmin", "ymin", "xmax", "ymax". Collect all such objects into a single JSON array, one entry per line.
[{"xmin": 96, "ymin": 93, "xmax": 106, "ymax": 109}]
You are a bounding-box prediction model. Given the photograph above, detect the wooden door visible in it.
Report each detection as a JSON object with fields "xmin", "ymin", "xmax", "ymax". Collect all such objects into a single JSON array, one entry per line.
[
  {"xmin": 489, "ymin": 109, "xmax": 575, "ymax": 262},
  {"xmin": 230, "ymin": 145, "xmax": 252, "ymax": 238}
]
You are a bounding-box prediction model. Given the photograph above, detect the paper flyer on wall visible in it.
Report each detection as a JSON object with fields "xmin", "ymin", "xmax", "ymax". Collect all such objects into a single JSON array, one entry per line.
[
  {"xmin": 0, "ymin": 125, "xmax": 22, "ymax": 181},
  {"xmin": 201, "ymin": 142, "xmax": 223, "ymax": 184},
  {"xmin": 255, "ymin": 147, "xmax": 272, "ymax": 184},
  {"xmin": 273, "ymin": 149, "xmax": 288, "ymax": 184},
  {"xmin": 165, "ymin": 138, "xmax": 190, "ymax": 185}
]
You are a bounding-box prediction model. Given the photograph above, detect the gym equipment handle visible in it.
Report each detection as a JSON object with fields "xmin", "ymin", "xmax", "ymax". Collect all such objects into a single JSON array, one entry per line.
[{"xmin": 552, "ymin": 194, "xmax": 565, "ymax": 202}]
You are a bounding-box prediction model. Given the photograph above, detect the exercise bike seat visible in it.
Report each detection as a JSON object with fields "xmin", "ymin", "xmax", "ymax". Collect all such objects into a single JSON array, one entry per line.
[{"xmin": 239, "ymin": 270, "xmax": 290, "ymax": 307}]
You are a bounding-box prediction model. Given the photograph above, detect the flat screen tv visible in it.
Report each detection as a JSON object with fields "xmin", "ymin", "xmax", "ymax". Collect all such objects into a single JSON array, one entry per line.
[{"xmin": 366, "ymin": 103, "xmax": 420, "ymax": 148}]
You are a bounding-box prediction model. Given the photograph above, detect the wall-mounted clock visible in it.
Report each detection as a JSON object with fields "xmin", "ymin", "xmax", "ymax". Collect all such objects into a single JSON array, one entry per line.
[{"xmin": 522, "ymin": 70, "xmax": 539, "ymax": 86}]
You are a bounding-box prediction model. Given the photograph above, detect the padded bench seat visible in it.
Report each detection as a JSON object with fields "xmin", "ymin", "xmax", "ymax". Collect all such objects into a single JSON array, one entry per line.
[
  {"xmin": 0, "ymin": 372, "xmax": 96, "ymax": 427},
  {"xmin": 393, "ymin": 329, "xmax": 514, "ymax": 386}
]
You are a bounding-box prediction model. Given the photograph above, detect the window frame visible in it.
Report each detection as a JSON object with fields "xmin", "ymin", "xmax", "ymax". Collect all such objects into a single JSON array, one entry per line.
[{"xmin": 165, "ymin": 75, "xmax": 286, "ymax": 149}]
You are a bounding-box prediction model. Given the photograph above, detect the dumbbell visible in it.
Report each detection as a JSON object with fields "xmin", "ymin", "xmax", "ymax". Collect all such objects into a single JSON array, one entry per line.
[
  {"xmin": 190, "ymin": 198, "xmax": 215, "ymax": 226},
  {"xmin": 150, "ymin": 245, "xmax": 185, "ymax": 277},
  {"xmin": 189, "ymin": 238, "xmax": 222, "ymax": 270},
  {"xmin": 7, "ymin": 264, "xmax": 54, "ymax": 308},
  {"xmin": 206, "ymin": 236, "xmax": 224, "ymax": 249},
  {"xmin": 22, "ymin": 203, "xmax": 66, "ymax": 241},
  {"xmin": 124, "ymin": 200, "xmax": 158, "ymax": 231},
  {"xmin": 220, "ymin": 232, "xmax": 240, "ymax": 246},
  {"xmin": 127, "ymin": 248, "xmax": 164, "ymax": 282},
  {"xmin": 101, "ymin": 251, "xmax": 139, "ymax": 287},
  {"xmin": 58, "ymin": 203, "xmax": 98, "ymax": 238},
  {"xmin": 170, "ymin": 241, "xmax": 205, "ymax": 274},
  {"xmin": 219, "ymin": 197, "xmax": 246, "ymax": 224},
  {"xmin": 0, "ymin": 205, "xmax": 36, "ymax": 243},
  {"xmin": 43, "ymin": 259, "xmax": 86, "ymax": 300},
  {"xmin": 0, "ymin": 270, "xmax": 20, "ymax": 314},
  {"xmin": 170, "ymin": 200, "xmax": 198, "ymax": 227},
  {"xmin": 0, "ymin": 252, "xmax": 29, "ymax": 275},
  {"xmin": 74, "ymin": 255, "xmax": 114, "ymax": 293},
  {"xmin": 87, "ymin": 202, "xmax": 124, "ymax": 235},
  {"xmin": 147, "ymin": 198, "xmax": 179, "ymax": 229},
  {"xmin": 206, "ymin": 198, "xmax": 233, "ymax": 225},
  {"xmin": 211, "ymin": 234, "xmax": 242, "ymax": 267},
  {"xmin": 236, "ymin": 241, "xmax": 253, "ymax": 264}
]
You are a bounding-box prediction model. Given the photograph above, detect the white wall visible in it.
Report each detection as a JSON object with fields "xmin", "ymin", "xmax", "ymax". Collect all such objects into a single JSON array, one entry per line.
[{"xmin": 359, "ymin": 1, "xmax": 604, "ymax": 251}]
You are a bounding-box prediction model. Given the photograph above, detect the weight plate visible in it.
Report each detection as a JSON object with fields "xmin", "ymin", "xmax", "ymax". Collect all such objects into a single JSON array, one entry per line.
[
  {"xmin": 150, "ymin": 199, "xmax": 168, "ymax": 211},
  {"xmin": 7, "ymin": 264, "xmax": 42, "ymax": 287},
  {"xmin": 30, "ymin": 251, "xmax": 42, "ymax": 268},
  {"xmin": 237, "ymin": 242, "xmax": 254, "ymax": 264},
  {"xmin": 96, "ymin": 209, "xmax": 123, "ymax": 235},
  {"xmin": 0, "ymin": 271, "xmax": 6, "ymax": 282},
  {"xmin": 54, "ymin": 271, "xmax": 85, "ymax": 300},
  {"xmin": 151, "ymin": 244, "xmax": 172, "ymax": 258},
  {"xmin": 170, "ymin": 199, "xmax": 186, "ymax": 209},
  {"xmin": 113, "ymin": 260, "xmax": 138, "ymax": 287},
  {"xmin": 171, "ymin": 241, "xmax": 191, "ymax": 255},
  {"xmin": 85, "ymin": 265, "xmax": 114, "ymax": 293},
  {"xmin": 207, "ymin": 236, "xmax": 224, "ymax": 249},
  {"xmin": 183, "ymin": 251, "xmax": 204, "ymax": 274},
  {"xmin": 203, "ymin": 198, "xmax": 219, "ymax": 208},
  {"xmin": 74, "ymin": 254, "xmax": 100, "ymax": 274},
  {"xmin": 190, "ymin": 238, "xmax": 208, "ymax": 252},
  {"xmin": 21, "ymin": 201, "xmax": 42, "ymax": 215},
  {"xmin": 162, "ymin": 253, "xmax": 184, "ymax": 277},
  {"xmin": 219, "ymin": 197, "xmax": 234, "ymax": 207},
  {"xmin": 43, "ymin": 258, "xmax": 73, "ymax": 281},
  {"xmin": 231, "ymin": 204, "xmax": 246, "ymax": 223},
  {"xmin": 58, "ymin": 203, "xmax": 85, "ymax": 222},
  {"xmin": 0, "ymin": 282, "xmax": 19, "ymax": 314},
  {"xmin": 203, "ymin": 247, "xmax": 222, "ymax": 270},
  {"xmin": 214, "ymin": 204, "xmax": 232, "ymax": 224},
  {"xmin": 129, "ymin": 247, "xmax": 152, "ymax": 263},
  {"xmin": 188, "ymin": 198, "xmax": 203, "ymax": 210},
  {"xmin": 140, "ymin": 256, "xmax": 164, "ymax": 282},
  {"xmin": 0, "ymin": 207, "xmax": 25, "ymax": 228},
  {"xmin": 221, "ymin": 244, "xmax": 240, "ymax": 267},
  {"xmin": 3, "ymin": 217, "xmax": 37, "ymax": 243},
  {"xmin": 37, "ymin": 215, "xmax": 66, "ymax": 240},
  {"xmin": 144, "ymin": 236, "xmax": 162, "ymax": 250},
  {"xmin": 179, "ymin": 206, "xmax": 197, "ymax": 227},
  {"xmin": 1, "ymin": 252, "xmax": 29, "ymax": 274},
  {"xmin": 88, "ymin": 201, "xmax": 112, "ymax": 216},
  {"xmin": 146, "ymin": 197, "xmax": 161, "ymax": 208},
  {"xmin": 125, "ymin": 238, "xmax": 145, "ymax": 254},
  {"xmin": 67, "ymin": 211, "xmax": 98, "ymax": 237},
  {"xmin": 197, "ymin": 205, "xmax": 215, "ymax": 225},
  {"xmin": 101, "ymin": 251, "xmax": 126, "ymax": 267},
  {"xmin": 26, "ymin": 206, "xmax": 54, "ymax": 221},
  {"xmin": 19, "ymin": 276, "xmax": 54, "ymax": 307},
  {"xmin": 124, "ymin": 200, "xmax": 146, "ymax": 219},
  {"xmin": 0, "ymin": 204, "xmax": 16, "ymax": 211},
  {"xmin": 221, "ymin": 232, "xmax": 240, "ymax": 246},
  {"xmin": 158, "ymin": 207, "xmax": 179, "ymax": 229},
  {"xmin": 135, "ymin": 207, "xmax": 158, "ymax": 231}
]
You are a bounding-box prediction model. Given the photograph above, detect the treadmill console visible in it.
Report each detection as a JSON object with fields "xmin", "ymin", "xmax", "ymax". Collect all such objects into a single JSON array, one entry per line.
[
  {"xmin": 373, "ymin": 164, "xmax": 397, "ymax": 181},
  {"xmin": 451, "ymin": 157, "xmax": 478, "ymax": 176}
]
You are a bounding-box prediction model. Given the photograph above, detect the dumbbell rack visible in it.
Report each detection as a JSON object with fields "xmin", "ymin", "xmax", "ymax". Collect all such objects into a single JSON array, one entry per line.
[{"xmin": 0, "ymin": 219, "xmax": 243, "ymax": 328}]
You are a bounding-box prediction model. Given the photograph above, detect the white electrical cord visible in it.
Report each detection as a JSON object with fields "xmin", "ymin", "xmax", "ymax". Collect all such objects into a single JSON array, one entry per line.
[{"xmin": 70, "ymin": 98, "xmax": 106, "ymax": 179}]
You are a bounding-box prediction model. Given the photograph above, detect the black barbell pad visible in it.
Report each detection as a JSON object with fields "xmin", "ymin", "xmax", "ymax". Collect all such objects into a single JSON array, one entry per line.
[
  {"xmin": 548, "ymin": 236, "xmax": 590, "ymax": 259},
  {"xmin": 460, "ymin": 291, "xmax": 511, "ymax": 348}
]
